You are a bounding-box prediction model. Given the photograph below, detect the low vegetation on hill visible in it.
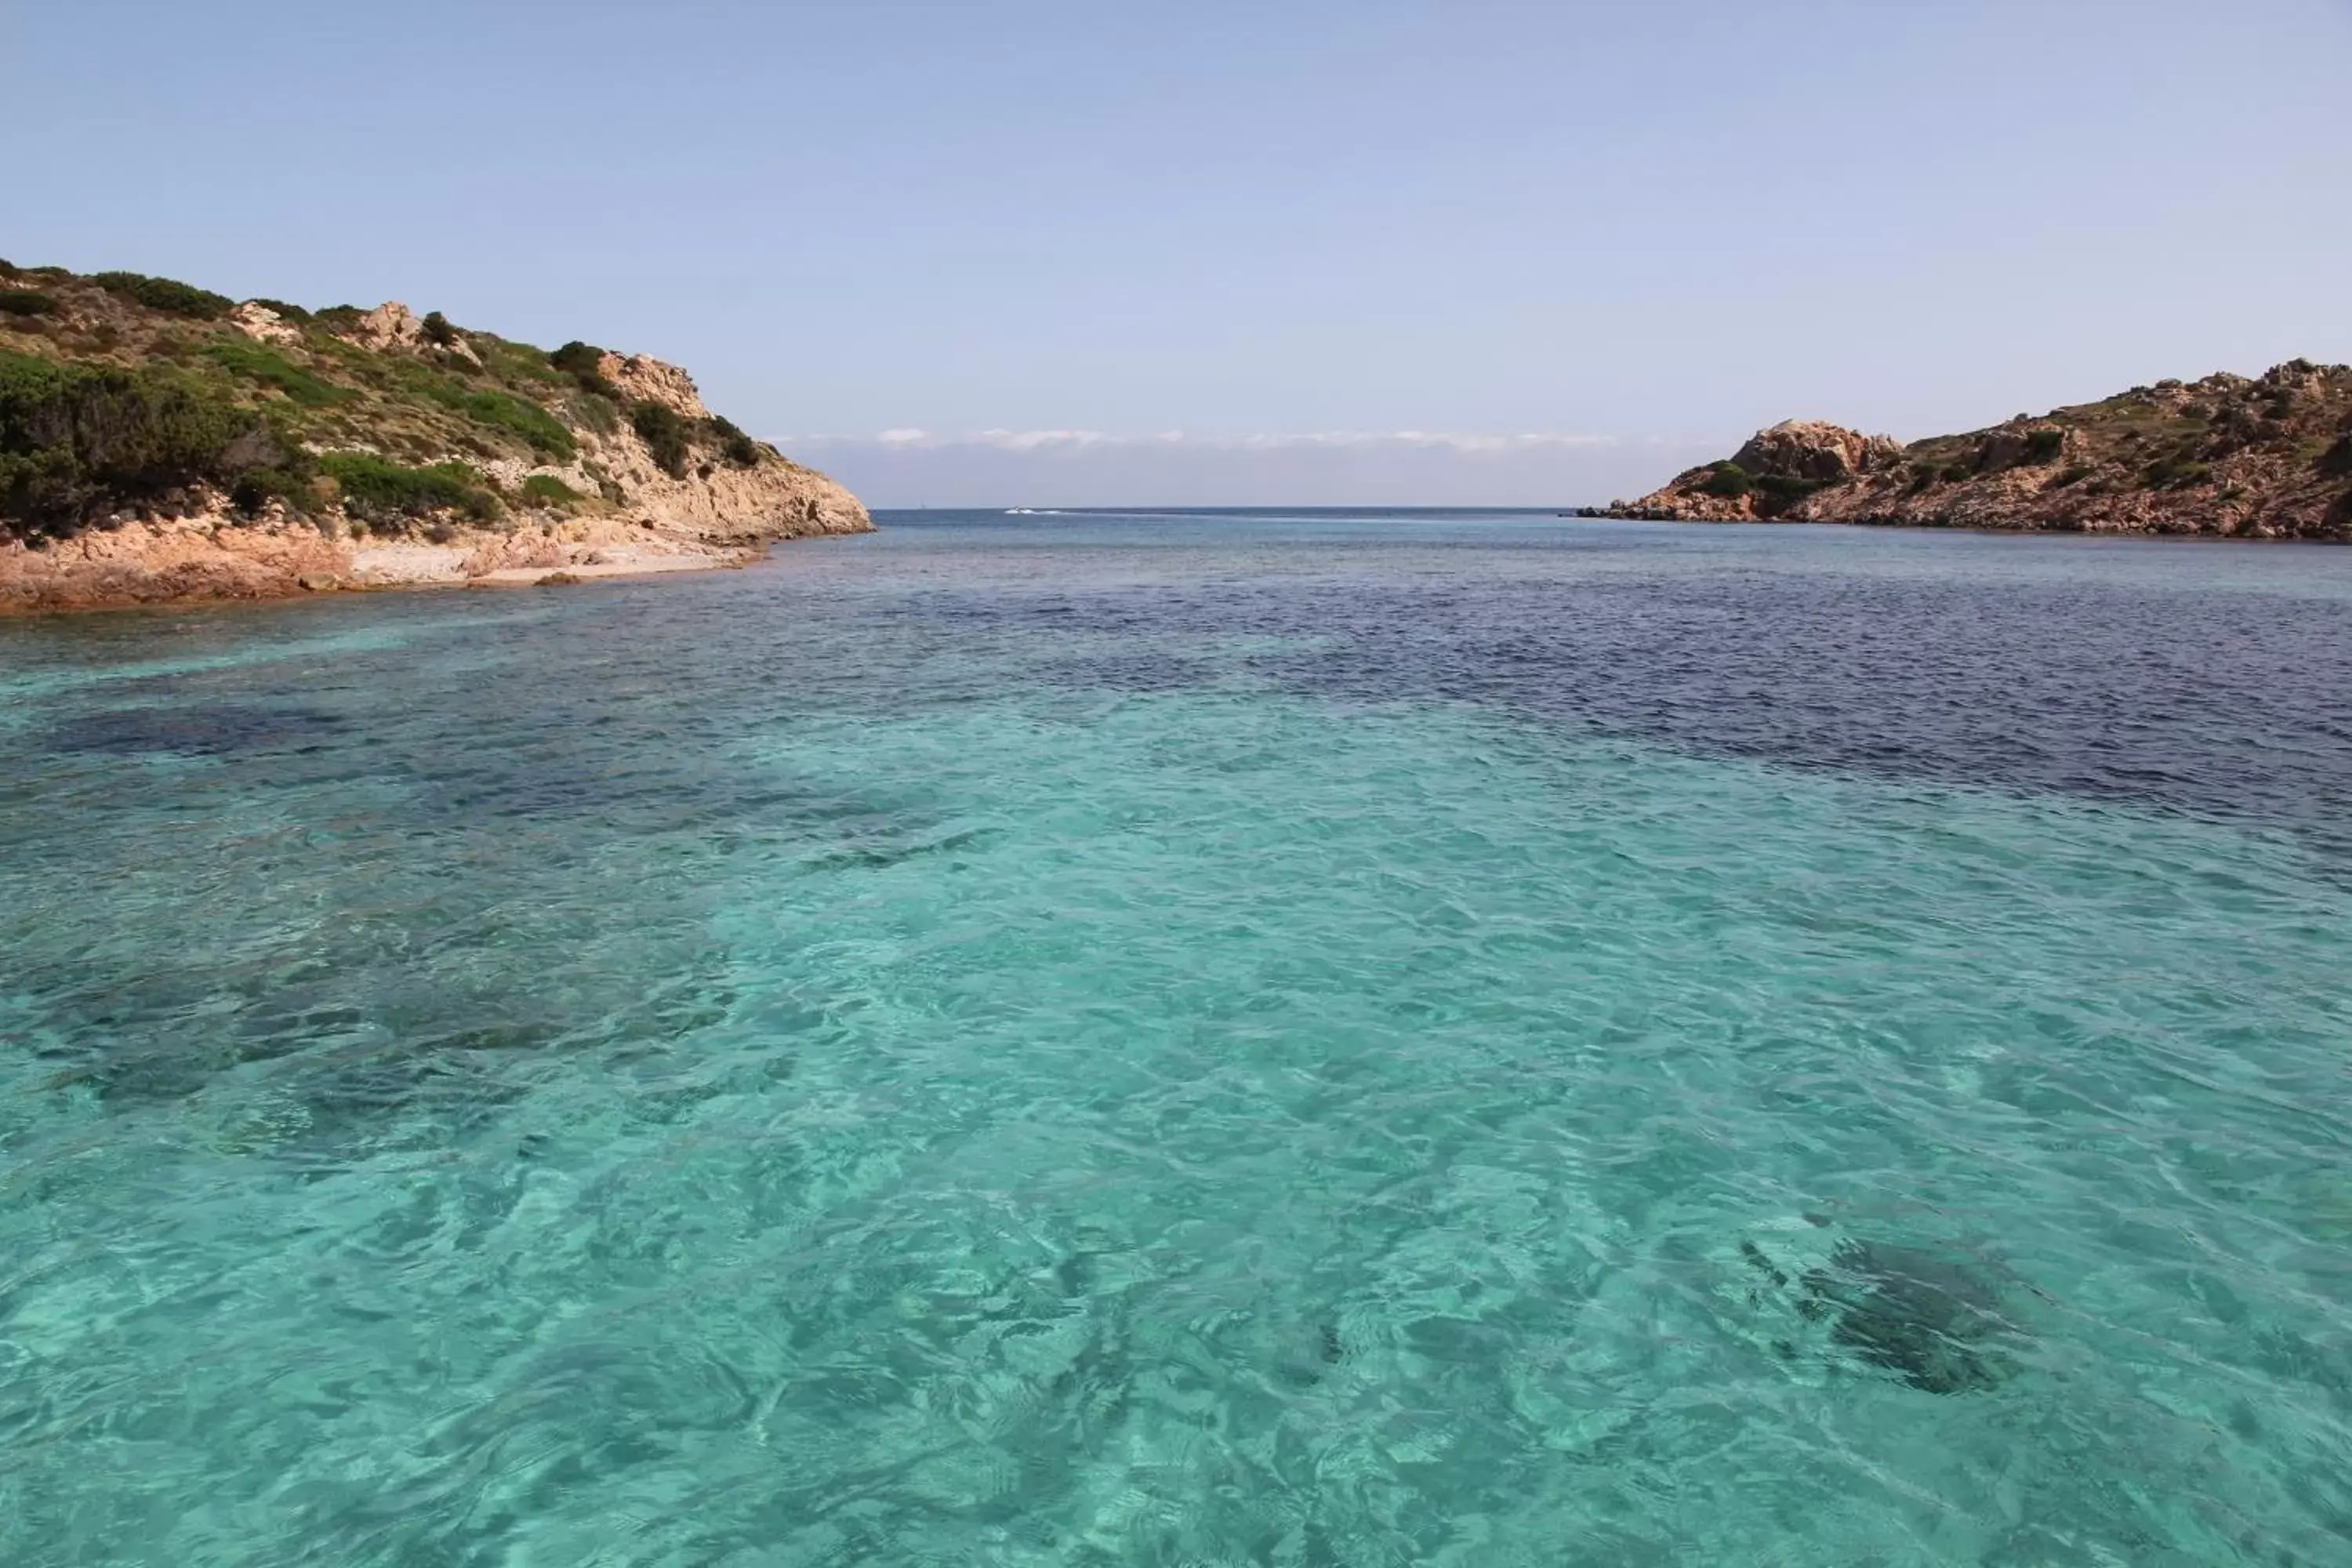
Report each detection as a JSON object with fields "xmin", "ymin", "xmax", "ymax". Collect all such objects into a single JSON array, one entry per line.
[
  {"xmin": 0, "ymin": 260, "xmax": 789, "ymax": 543},
  {"xmin": 1590, "ymin": 361, "xmax": 2352, "ymax": 539}
]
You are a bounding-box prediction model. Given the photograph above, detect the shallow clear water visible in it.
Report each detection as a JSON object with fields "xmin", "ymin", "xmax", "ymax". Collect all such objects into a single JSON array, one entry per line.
[{"xmin": 4, "ymin": 510, "xmax": 2352, "ymax": 1565}]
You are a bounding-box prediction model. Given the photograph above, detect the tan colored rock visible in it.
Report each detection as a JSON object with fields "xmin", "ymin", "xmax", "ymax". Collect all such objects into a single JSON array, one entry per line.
[
  {"xmin": 230, "ymin": 301, "xmax": 303, "ymax": 347},
  {"xmin": 347, "ymin": 301, "xmax": 424, "ymax": 352},
  {"xmin": 340, "ymin": 299, "xmax": 484, "ymax": 368},
  {"xmin": 0, "ymin": 513, "xmax": 354, "ymax": 613},
  {"xmin": 575, "ymin": 418, "xmax": 869, "ymax": 543},
  {"xmin": 597, "ymin": 351, "xmax": 710, "ymax": 419}
]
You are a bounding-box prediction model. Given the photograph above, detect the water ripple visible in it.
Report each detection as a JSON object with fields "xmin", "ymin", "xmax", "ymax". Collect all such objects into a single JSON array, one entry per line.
[{"xmin": 1, "ymin": 513, "xmax": 2349, "ymax": 1563}]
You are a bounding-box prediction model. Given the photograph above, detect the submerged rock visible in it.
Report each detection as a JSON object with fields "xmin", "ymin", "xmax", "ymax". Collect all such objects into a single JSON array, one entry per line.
[
  {"xmin": 1729, "ymin": 1218, "xmax": 2032, "ymax": 1394},
  {"xmin": 1808, "ymin": 1240, "xmax": 2024, "ymax": 1395}
]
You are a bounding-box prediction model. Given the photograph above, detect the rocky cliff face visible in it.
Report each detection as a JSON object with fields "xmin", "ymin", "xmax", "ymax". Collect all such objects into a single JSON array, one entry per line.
[
  {"xmin": 448, "ymin": 343, "xmax": 869, "ymax": 550},
  {"xmin": 1, "ymin": 269, "xmax": 873, "ymax": 612},
  {"xmin": 1592, "ymin": 361, "xmax": 2352, "ymax": 539}
]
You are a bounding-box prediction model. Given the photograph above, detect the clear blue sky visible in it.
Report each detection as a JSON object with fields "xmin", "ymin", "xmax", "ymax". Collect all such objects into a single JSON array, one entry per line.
[{"xmin": 12, "ymin": 2, "xmax": 2349, "ymax": 505}]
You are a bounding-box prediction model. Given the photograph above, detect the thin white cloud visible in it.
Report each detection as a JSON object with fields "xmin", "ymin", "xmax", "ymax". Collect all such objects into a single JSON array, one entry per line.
[{"xmin": 971, "ymin": 428, "xmax": 1116, "ymax": 451}]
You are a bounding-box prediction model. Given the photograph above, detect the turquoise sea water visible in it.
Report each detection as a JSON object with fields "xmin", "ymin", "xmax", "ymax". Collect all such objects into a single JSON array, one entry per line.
[{"xmin": 3, "ymin": 510, "xmax": 2351, "ymax": 1564}]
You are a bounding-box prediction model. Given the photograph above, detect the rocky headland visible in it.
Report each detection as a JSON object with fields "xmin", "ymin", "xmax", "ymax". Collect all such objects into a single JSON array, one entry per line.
[
  {"xmin": 1586, "ymin": 361, "xmax": 2352, "ymax": 539},
  {"xmin": 0, "ymin": 265, "xmax": 871, "ymax": 612}
]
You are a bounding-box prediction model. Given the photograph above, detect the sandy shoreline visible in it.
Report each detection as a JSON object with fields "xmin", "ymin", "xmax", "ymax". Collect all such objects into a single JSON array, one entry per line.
[
  {"xmin": 467, "ymin": 555, "xmax": 740, "ymax": 585},
  {"xmin": 352, "ymin": 536, "xmax": 748, "ymax": 588}
]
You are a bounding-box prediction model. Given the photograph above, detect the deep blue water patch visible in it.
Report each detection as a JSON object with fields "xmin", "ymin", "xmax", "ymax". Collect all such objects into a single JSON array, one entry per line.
[{"xmin": 48, "ymin": 702, "xmax": 350, "ymax": 757}]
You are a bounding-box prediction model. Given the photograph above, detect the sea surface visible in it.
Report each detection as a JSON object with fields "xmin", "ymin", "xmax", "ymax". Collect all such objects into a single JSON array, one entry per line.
[{"xmin": 4, "ymin": 508, "xmax": 2351, "ymax": 1566}]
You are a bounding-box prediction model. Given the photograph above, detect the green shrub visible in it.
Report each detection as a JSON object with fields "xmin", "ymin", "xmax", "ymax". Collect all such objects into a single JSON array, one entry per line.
[
  {"xmin": 419, "ymin": 381, "xmax": 576, "ymax": 459},
  {"xmin": 0, "ymin": 350, "xmax": 273, "ymax": 535},
  {"xmin": 475, "ymin": 336, "xmax": 564, "ymax": 386},
  {"xmin": 707, "ymin": 413, "xmax": 760, "ymax": 467},
  {"xmin": 520, "ymin": 474, "xmax": 582, "ymax": 506},
  {"xmin": 1696, "ymin": 461, "xmax": 1753, "ymax": 499},
  {"xmin": 550, "ymin": 339, "xmax": 624, "ymax": 402},
  {"xmin": 318, "ymin": 451, "xmax": 500, "ymax": 524},
  {"xmin": 229, "ymin": 466, "xmax": 312, "ymax": 516},
  {"xmin": 0, "ymin": 291, "xmax": 57, "ymax": 318},
  {"xmin": 2143, "ymin": 456, "xmax": 2210, "ymax": 489},
  {"xmin": 1940, "ymin": 463, "xmax": 1972, "ymax": 483},
  {"xmin": 568, "ymin": 389, "xmax": 619, "ymax": 436},
  {"xmin": 247, "ymin": 297, "xmax": 314, "ymax": 325},
  {"xmin": 421, "ymin": 310, "xmax": 459, "ymax": 347},
  {"xmin": 549, "ymin": 340, "xmax": 604, "ymax": 376},
  {"xmin": 90, "ymin": 270, "xmax": 234, "ymax": 319},
  {"xmin": 631, "ymin": 399, "xmax": 691, "ymax": 477},
  {"xmin": 203, "ymin": 339, "xmax": 354, "ymax": 408},
  {"xmin": 0, "ymin": 259, "xmax": 16, "ymax": 279},
  {"xmin": 2023, "ymin": 427, "xmax": 2065, "ymax": 464},
  {"xmin": 2319, "ymin": 435, "xmax": 2352, "ymax": 479}
]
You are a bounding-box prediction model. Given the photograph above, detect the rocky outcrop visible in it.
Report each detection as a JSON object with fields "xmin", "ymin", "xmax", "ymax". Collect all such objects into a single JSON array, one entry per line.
[
  {"xmin": 345, "ymin": 300, "xmax": 425, "ymax": 353},
  {"xmin": 577, "ymin": 426, "xmax": 867, "ymax": 545},
  {"xmin": 1732, "ymin": 420, "xmax": 1904, "ymax": 485},
  {"xmin": 336, "ymin": 299, "xmax": 481, "ymax": 366},
  {"xmin": 0, "ymin": 507, "xmax": 790, "ymax": 613},
  {"xmin": 597, "ymin": 351, "xmax": 710, "ymax": 419},
  {"xmin": 0, "ymin": 514, "xmax": 351, "ymax": 612},
  {"xmin": 1606, "ymin": 419, "xmax": 1907, "ymax": 522},
  {"xmin": 229, "ymin": 301, "xmax": 303, "ymax": 346},
  {"xmin": 1590, "ymin": 361, "xmax": 2352, "ymax": 539}
]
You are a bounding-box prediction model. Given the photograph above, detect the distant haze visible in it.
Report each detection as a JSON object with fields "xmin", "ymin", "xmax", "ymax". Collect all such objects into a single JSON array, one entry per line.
[
  {"xmin": 786, "ymin": 431, "xmax": 1727, "ymax": 509},
  {"xmin": 13, "ymin": 1, "xmax": 2349, "ymax": 506}
]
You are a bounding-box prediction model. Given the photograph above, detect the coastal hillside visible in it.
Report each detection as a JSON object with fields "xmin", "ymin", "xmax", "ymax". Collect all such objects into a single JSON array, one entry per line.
[
  {"xmin": 1591, "ymin": 361, "xmax": 2352, "ymax": 539},
  {"xmin": 0, "ymin": 262, "xmax": 870, "ymax": 610}
]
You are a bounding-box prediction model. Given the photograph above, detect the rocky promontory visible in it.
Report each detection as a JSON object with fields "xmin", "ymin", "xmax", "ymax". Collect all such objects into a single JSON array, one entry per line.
[
  {"xmin": 1587, "ymin": 361, "xmax": 2352, "ymax": 539},
  {"xmin": 0, "ymin": 266, "xmax": 871, "ymax": 612}
]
